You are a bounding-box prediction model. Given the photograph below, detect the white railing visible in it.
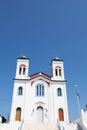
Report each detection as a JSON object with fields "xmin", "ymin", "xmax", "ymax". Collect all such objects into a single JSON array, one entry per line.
[
  {"xmin": 57, "ymin": 120, "xmax": 65, "ymax": 130},
  {"xmin": 18, "ymin": 119, "xmax": 24, "ymax": 130}
]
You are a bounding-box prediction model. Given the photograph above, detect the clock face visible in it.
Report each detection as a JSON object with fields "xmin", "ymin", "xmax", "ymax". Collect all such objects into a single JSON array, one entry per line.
[{"xmin": 36, "ymin": 83, "xmax": 44, "ymax": 96}]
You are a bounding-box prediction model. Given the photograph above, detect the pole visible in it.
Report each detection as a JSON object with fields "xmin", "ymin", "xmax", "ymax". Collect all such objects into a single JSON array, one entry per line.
[{"xmin": 75, "ymin": 84, "xmax": 81, "ymax": 117}]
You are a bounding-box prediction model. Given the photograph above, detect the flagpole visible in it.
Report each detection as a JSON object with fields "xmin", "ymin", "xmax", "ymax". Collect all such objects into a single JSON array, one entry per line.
[
  {"xmin": 75, "ymin": 84, "xmax": 81, "ymax": 117},
  {"xmin": 77, "ymin": 90, "xmax": 81, "ymax": 117}
]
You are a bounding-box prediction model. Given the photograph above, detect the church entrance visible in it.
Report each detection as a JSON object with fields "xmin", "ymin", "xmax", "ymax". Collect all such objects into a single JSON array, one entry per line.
[
  {"xmin": 37, "ymin": 106, "xmax": 44, "ymax": 123},
  {"xmin": 15, "ymin": 107, "xmax": 21, "ymax": 121},
  {"xmin": 58, "ymin": 108, "xmax": 64, "ymax": 121}
]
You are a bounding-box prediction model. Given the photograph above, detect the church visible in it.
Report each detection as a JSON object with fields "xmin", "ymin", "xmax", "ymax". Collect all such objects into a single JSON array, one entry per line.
[
  {"xmin": 1, "ymin": 56, "xmax": 86, "ymax": 130},
  {"xmin": 10, "ymin": 55, "xmax": 69, "ymax": 124}
]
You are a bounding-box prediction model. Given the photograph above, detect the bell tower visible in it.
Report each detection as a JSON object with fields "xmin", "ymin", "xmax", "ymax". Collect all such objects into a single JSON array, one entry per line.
[
  {"xmin": 15, "ymin": 55, "xmax": 29, "ymax": 79},
  {"xmin": 51, "ymin": 57, "xmax": 65, "ymax": 80},
  {"xmin": 50, "ymin": 57, "xmax": 69, "ymax": 122}
]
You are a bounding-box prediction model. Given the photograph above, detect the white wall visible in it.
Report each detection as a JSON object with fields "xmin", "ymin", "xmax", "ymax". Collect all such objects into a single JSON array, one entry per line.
[{"xmin": 81, "ymin": 109, "xmax": 87, "ymax": 128}]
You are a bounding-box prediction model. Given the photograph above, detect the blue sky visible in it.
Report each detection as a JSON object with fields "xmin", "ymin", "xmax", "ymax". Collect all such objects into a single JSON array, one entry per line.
[{"xmin": 0, "ymin": 0, "xmax": 87, "ymax": 121}]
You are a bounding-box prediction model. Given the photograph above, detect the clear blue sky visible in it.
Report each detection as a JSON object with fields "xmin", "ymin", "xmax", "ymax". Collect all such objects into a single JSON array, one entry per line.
[{"xmin": 0, "ymin": 0, "xmax": 87, "ymax": 121}]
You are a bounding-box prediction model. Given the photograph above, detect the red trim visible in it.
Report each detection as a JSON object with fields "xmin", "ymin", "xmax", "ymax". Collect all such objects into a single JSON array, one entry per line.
[
  {"xmin": 55, "ymin": 66, "xmax": 61, "ymax": 69},
  {"xmin": 31, "ymin": 81, "xmax": 50, "ymax": 87},
  {"xmin": 30, "ymin": 72, "xmax": 51, "ymax": 80},
  {"xmin": 20, "ymin": 64, "xmax": 26, "ymax": 67},
  {"xmin": 31, "ymin": 81, "xmax": 35, "ymax": 86},
  {"xmin": 38, "ymin": 78, "xmax": 42, "ymax": 80},
  {"xmin": 46, "ymin": 82, "xmax": 50, "ymax": 87}
]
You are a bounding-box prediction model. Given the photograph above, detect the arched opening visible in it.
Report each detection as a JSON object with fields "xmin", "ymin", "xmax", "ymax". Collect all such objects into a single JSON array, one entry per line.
[
  {"xmin": 59, "ymin": 69, "xmax": 61, "ymax": 76},
  {"xmin": 37, "ymin": 106, "xmax": 44, "ymax": 123},
  {"xmin": 57, "ymin": 88, "xmax": 62, "ymax": 96},
  {"xmin": 23, "ymin": 67, "xmax": 26, "ymax": 75},
  {"xmin": 19, "ymin": 64, "xmax": 26, "ymax": 75},
  {"xmin": 55, "ymin": 69, "xmax": 58, "ymax": 76},
  {"xmin": 15, "ymin": 107, "xmax": 21, "ymax": 121},
  {"xmin": 55, "ymin": 66, "xmax": 62, "ymax": 77},
  {"xmin": 58, "ymin": 108, "xmax": 64, "ymax": 121},
  {"xmin": 36, "ymin": 84, "xmax": 44, "ymax": 96},
  {"xmin": 18, "ymin": 87, "xmax": 23, "ymax": 95},
  {"xmin": 19, "ymin": 67, "xmax": 22, "ymax": 75}
]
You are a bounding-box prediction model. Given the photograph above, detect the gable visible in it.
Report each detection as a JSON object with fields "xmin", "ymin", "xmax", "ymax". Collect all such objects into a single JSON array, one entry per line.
[
  {"xmin": 30, "ymin": 72, "xmax": 51, "ymax": 80},
  {"xmin": 30, "ymin": 72, "xmax": 51, "ymax": 87}
]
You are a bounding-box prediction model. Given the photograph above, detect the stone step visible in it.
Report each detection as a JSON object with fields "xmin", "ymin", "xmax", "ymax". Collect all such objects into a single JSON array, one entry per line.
[
  {"xmin": 0, "ymin": 122, "xmax": 78, "ymax": 130},
  {"xmin": 0, "ymin": 122, "xmax": 20, "ymax": 130},
  {"xmin": 22, "ymin": 123, "xmax": 59, "ymax": 130}
]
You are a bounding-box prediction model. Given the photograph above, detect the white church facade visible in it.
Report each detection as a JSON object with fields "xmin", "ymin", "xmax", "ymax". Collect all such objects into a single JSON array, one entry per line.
[{"xmin": 10, "ymin": 56, "xmax": 69, "ymax": 124}]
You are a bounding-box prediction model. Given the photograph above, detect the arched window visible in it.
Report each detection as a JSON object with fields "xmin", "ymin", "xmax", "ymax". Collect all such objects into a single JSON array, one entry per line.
[
  {"xmin": 23, "ymin": 67, "xmax": 26, "ymax": 75},
  {"xmin": 55, "ymin": 66, "xmax": 62, "ymax": 77},
  {"xmin": 58, "ymin": 108, "xmax": 64, "ymax": 121},
  {"xmin": 59, "ymin": 69, "xmax": 61, "ymax": 76},
  {"xmin": 19, "ymin": 64, "xmax": 26, "ymax": 75},
  {"xmin": 15, "ymin": 107, "xmax": 21, "ymax": 121},
  {"xmin": 19, "ymin": 67, "xmax": 22, "ymax": 75},
  {"xmin": 37, "ymin": 106, "xmax": 44, "ymax": 122},
  {"xmin": 18, "ymin": 87, "xmax": 23, "ymax": 95},
  {"xmin": 36, "ymin": 84, "xmax": 44, "ymax": 96},
  {"xmin": 55, "ymin": 69, "xmax": 58, "ymax": 76},
  {"xmin": 57, "ymin": 88, "xmax": 62, "ymax": 96}
]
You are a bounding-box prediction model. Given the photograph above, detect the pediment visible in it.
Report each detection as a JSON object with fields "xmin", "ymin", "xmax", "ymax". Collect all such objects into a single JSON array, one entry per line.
[
  {"xmin": 30, "ymin": 72, "xmax": 51, "ymax": 80},
  {"xmin": 30, "ymin": 72, "xmax": 51, "ymax": 87}
]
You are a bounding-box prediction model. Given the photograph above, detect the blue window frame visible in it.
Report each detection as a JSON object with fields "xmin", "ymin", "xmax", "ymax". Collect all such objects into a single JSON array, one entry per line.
[
  {"xmin": 57, "ymin": 88, "xmax": 62, "ymax": 96},
  {"xmin": 36, "ymin": 84, "xmax": 44, "ymax": 96},
  {"xmin": 18, "ymin": 87, "xmax": 23, "ymax": 95}
]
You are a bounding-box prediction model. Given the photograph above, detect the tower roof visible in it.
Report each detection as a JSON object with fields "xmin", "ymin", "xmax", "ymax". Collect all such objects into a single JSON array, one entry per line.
[
  {"xmin": 51, "ymin": 57, "xmax": 64, "ymax": 62},
  {"xmin": 17, "ymin": 55, "xmax": 29, "ymax": 60}
]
